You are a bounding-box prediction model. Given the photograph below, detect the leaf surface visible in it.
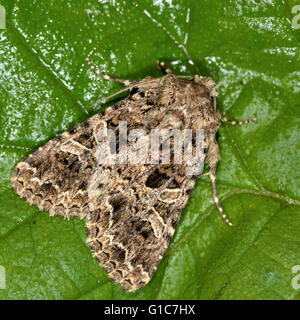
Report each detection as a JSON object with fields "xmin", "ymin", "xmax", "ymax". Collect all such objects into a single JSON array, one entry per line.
[{"xmin": 0, "ymin": 0, "xmax": 299, "ymax": 299}]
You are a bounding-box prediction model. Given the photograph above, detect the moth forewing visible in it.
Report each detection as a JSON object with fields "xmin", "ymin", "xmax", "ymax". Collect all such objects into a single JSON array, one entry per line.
[{"xmin": 11, "ymin": 60, "xmax": 256, "ymax": 291}]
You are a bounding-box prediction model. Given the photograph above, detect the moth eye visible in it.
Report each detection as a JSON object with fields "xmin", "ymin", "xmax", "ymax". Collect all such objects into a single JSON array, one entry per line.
[
  {"xmin": 146, "ymin": 169, "xmax": 169, "ymax": 189},
  {"xmin": 130, "ymin": 87, "xmax": 139, "ymax": 95}
]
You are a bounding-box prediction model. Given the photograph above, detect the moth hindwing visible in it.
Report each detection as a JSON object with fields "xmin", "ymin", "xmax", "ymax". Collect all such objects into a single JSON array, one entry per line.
[{"xmin": 11, "ymin": 59, "xmax": 256, "ymax": 291}]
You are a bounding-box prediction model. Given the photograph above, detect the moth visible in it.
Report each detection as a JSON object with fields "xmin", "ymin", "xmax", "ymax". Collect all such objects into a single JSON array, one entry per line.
[{"xmin": 11, "ymin": 59, "xmax": 256, "ymax": 291}]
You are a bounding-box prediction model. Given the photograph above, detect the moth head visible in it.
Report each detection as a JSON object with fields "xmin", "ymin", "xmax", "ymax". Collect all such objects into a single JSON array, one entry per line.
[
  {"xmin": 194, "ymin": 75, "xmax": 218, "ymax": 111},
  {"xmin": 196, "ymin": 76, "xmax": 217, "ymax": 96}
]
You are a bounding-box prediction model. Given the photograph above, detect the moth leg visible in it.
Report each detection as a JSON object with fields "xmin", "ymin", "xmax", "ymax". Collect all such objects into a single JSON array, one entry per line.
[
  {"xmin": 208, "ymin": 139, "xmax": 233, "ymax": 226},
  {"xmin": 85, "ymin": 57, "xmax": 134, "ymax": 86},
  {"xmin": 176, "ymin": 75, "xmax": 194, "ymax": 80},
  {"xmin": 221, "ymin": 114, "xmax": 257, "ymax": 125},
  {"xmin": 198, "ymin": 172, "xmax": 210, "ymax": 178},
  {"xmin": 156, "ymin": 60, "xmax": 173, "ymax": 74}
]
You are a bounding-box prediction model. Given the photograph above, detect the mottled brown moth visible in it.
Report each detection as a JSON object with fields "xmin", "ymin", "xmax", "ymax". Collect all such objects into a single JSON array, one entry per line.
[{"xmin": 11, "ymin": 59, "xmax": 256, "ymax": 291}]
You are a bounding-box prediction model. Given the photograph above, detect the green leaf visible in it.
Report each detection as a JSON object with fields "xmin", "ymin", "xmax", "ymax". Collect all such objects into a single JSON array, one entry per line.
[{"xmin": 0, "ymin": 0, "xmax": 299, "ymax": 300}]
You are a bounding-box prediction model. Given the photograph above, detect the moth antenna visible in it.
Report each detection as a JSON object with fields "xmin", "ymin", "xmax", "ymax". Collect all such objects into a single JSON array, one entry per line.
[
  {"xmin": 156, "ymin": 60, "xmax": 173, "ymax": 74},
  {"xmin": 209, "ymin": 170, "xmax": 233, "ymax": 226},
  {"xmin": 89, "ymin": 87, "xmax": 131, "ymax": 109},
  {"xmin": 221, "ymin": 114, "xmax": 257, "ymax": 125},
  {"xmin": 85, "ymin": 57, "xmax": 134, "ymax": 86}
]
